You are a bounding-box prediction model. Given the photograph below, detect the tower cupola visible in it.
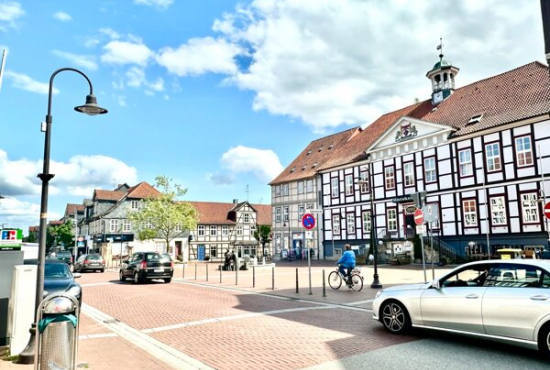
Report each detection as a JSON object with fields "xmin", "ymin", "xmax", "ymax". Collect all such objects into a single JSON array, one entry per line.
[{"xmin": 426, "ymin": 38, "xmax": 460, "ymax": 105}]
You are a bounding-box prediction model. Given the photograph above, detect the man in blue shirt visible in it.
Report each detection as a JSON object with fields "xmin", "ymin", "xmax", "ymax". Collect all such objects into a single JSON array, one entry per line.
[{"xmin": 337, "ymin": 244, "xmax": 356, "ymax": 285}]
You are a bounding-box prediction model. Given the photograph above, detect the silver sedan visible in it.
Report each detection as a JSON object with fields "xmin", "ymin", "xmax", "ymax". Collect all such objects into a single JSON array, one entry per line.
[{"xmin": 372, "ymin": 259, "xmax": 550, "ymax": 359}]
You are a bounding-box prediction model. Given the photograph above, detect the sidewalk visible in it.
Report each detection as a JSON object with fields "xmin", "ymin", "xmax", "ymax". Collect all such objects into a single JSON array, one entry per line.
[{"xmin": 0, "ymin": 261, "xmax": 454, "ymax": 369}]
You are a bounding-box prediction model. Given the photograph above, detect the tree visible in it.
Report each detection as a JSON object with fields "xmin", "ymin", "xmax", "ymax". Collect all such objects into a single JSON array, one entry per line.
[
  {"xmin": 47, "ymin": 220, "xmax": 75, "ymax": 253},
  {"xmin": 129, "ymin": 175, "xmax": 198, "ymax": 253},
  {"xmin": 253, "ymin": 224, "xmax": 272, "ymax": 257}
]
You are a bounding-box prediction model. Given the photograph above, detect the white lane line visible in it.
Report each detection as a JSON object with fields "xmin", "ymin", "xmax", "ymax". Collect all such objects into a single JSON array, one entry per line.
[
  {"xmin": 82, "ymin": 303, "xmax": 215, "ymax": 370},
  {"xmin": 143, "ymin": 306, "xmax": 333, "ymax": 333},
  {"xmin": 79, "ymin": 333, "xmax": 118, "ymax": 340}
]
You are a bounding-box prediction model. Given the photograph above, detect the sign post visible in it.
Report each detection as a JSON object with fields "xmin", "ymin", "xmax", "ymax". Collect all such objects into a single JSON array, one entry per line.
[
  {"xmin": 301, "ymin": 213, "xmax": 315, "ymax": 295},
  {"xmin": 413, "ymin": 209, "xmax": 427, "ymax": 282}
]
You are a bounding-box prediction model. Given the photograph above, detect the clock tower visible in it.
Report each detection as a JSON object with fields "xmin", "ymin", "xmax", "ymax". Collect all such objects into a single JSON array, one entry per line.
[{"xmin": 426, "ymin": 38, "xmax": 460, "ymax": 105}]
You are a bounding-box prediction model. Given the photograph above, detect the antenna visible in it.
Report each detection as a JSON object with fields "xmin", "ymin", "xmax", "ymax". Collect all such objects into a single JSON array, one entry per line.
[
  {"xmin": 436, "ymin": 37, "xmax": 444, "ymax": 62},
  {"xmin": 0, "ymin": 49, "xmax": 7, "ymax": 93},
  {"xmin": 245, "ymin": 184, "xmax": 249, "ymax": 201}
]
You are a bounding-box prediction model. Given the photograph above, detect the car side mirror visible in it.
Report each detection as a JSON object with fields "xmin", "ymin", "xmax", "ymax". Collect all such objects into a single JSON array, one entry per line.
[
  {"xmin": 122, "ymin": 260, "xmax": 129, "ymax": 264},
  {"xmin": 73, "ymin": 273, "xmax": 82, "ymax": 279},
  {"xmin": 431, "ymin": 280, "xmax": 441, "ymax": 289}
]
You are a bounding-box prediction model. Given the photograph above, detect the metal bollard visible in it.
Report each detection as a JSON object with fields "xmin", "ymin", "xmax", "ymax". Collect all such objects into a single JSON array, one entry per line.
[
  {"xmin": 219, "ymin": 264, "xmax": 222, "ymax": 283},
  {"xmin": 206, "ymin": 263, "xmax": 209, "ymax": 282},
  {"xmin": 182, "ymin": 263, "xmax": 185, "ymax": 279},
  {"xmin": 235, "ymin": 266, "xmax": 238, "ymax": 285},
  {"xmin": 194, "ymin": 263, "xmax": 197, "ymax": 280},
  {"xmin": 322, "ymin": 269, "xmax": 327, "ymax": 297},
  {"xmin": 35, "ymin": 293, "xmax": 80, "ymax": 370},
  {"xmin": 296, "ymin": 268, "xmax": 299, "ymax": 294},
  {"xmin": 272, "ymin": 266, "xmax": 275, "ymax": 290},
  {"xmin": 253, "ymin": 266, "xmax": 256, "ymax": 288}
]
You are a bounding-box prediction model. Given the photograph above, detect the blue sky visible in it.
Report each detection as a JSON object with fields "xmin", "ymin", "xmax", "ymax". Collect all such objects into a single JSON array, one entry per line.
[{"xmin": 0, "ymin": 0, "xmax": 545, "ymax": 233}]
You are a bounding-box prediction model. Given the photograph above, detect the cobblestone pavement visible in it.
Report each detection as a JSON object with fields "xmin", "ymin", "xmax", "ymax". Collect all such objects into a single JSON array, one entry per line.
[{"xmin": 5, "ymin": 261, "xmax": 546, "ymax": 369}]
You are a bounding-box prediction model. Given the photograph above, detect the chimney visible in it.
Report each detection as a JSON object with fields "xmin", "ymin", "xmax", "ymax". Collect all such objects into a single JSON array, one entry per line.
[{"xmin": 233, "ymin": 199, "xmax": 239, "ymax": 204}]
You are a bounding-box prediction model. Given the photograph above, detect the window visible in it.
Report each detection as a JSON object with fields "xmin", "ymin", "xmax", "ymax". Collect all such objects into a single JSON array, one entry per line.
[
  {"xmin": 307, "ymin": 179, "xmax": 313, "ymax": 193},
  {"xmin": 345, "ymin": 175, "xmax": 354, "ymax": 196},
  {"xmin": 484, "ymin": 264, "xmax": 550, "ymax": 288},
  {"xmin": 282, "ymin": 184, "xmax": 289, "ymax": 196},
  {"xmin": 490, "ymin": 196, "xmax": 507, "ymax": 226},
  {"xmin": 331, "ymin": 177, "xmax": 339, "ymax": 197},
  {"xmin": 521, "ymin": 193, "xmax": 539, "ymax": 223},
  {"xmin": 306, "ymin": 203, "xmax": 314, "ymax": 211},
  {"xmin": 175, "ymin": 224, "xmax": 182, "ymax": 232},
  {"xmin": 198, "ymin": 225, "xmax": 205, "ymax": 236},
  {"xmin": 145, "ymin": 221, "xmax": 153, "ymax": 229},
  {"xmin": 387, "ymin": 209, "xmax": 397, "ymax": 231},
  {"xmin": 243, "ymin": 213, "xmax": 250, "ymax": 223},
  {"xmin": 424, "ymin": 157, "xmax": 436, "ymax": 183},
  {"xmin": 441, "ymin": 264, "xmax": 490, "ymax": 288},
  {"xmin": 210, "ymin": 226, "xmax": 217, "ymax": 236},
  {"xmin": 283, "ymin": 206, "xmax": 289, "ymax": 222},
  {"xmin": 385, "ymin": 166, "xmax": 395, "ymax": 190},
  {"xmin": 275, "ymin": 186, "xmax": 281, "ymax": 197},
  {"xmin": 236, "ymin": 226, "xmax": 243, "ymax": 236},
  {"xmin": 359, "ymin": 171, "xmax": 369, "ymax": 193},
  {"xmin": 459, "ymin": 149, "xmax": 473, "ymax": 177},
  {"xmin": 403, "ymin": 162, "xmax": 415, "ymax": 187},
  {"xmin": 131, "ymin": 200, "xmax": 139, "ymax": 210},
  {"xmin": 362, "ymin": 211, "xmax": 371, "ymax": 233},
  {"xmin": 298, "ymin": 205, "xmax": 305, "ymax": 218},
  {"xmin": 110, "ymin": 219, "xmax": 120, "ymax": 232},
  {"xmin": 275, "ymin": 207, "xmax": 281, "ymax": 223},
  {"xmin": 222, "ymin": 225, "xmax": 229, "ymax": 236},
  {"xmin": 298, "ymin": 181, "xmax": 304, "ymax": 194},
  {"xmin": 346, "ymin": 213, "xmax": 355, "ymax": 233},
  {"xmin": 515, "ymin": 136, "xmax": 533, "ymax": 167},
  {"xmin": 332, "ymin": 214, "xmax": 340, "ymax": 234},
  {"xmin": 485, "ymin": 143, "xmax": 501, "ymax": 171},
  {"xmin": 123, "ymin": 219, "xmax": 131, "ymax": 232},
  {"xmin": 462, "ymin": 199, "xmax": 477, "ymax": 227}
]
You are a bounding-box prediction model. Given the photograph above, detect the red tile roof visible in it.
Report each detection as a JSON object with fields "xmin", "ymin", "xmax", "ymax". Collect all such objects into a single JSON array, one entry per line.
[
  {"xmin": 126, "ymin": 182, "xmax": 161, "ymax": 199},
  {"xmin": 188, "ymin": 201, "xmax": 272, "ymax": 225},
  {"xmin": 269, "ymin": 127, "xmax": 361, "ymax": 185},
  {"xmin": 64, "ymin": 203, "xmax": 85, "ymax": 216},
  {"xmin": 93, "ymin": 189, "xmax": 125, "ymax": 201}
]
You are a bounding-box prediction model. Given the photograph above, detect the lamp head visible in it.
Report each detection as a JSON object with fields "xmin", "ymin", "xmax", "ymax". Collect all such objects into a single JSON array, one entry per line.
[{"xmin": 75, "ymin": 94, "xmax": 108, "ymax": 116}]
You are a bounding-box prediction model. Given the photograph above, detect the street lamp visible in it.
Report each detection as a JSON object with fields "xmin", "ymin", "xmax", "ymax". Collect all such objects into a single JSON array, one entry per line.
[{"xmin": 18, "ymin": 68, "xmax": 107, "ymax": 364}]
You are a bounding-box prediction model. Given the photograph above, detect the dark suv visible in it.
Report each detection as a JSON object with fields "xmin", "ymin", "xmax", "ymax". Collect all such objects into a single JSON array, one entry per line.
[
  {"xmin": 48, "ymin": 250, "xmax": 74, "ymax": 271},
  {"xmin": 119, "ymin": 252, "xmax": 173, "ymax": 284}
]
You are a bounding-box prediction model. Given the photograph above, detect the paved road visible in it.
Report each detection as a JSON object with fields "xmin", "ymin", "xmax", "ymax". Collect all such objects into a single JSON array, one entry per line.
[{"xmin": 3, "ymin": 261, "xmax": 549, "ymax": 369}]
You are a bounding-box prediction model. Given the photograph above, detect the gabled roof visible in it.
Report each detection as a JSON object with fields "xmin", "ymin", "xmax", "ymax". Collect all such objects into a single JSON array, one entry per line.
[
  {"xmin": 188, "ymin": 201, "xmax": 272, "ymax": 225},
  {"xmin": 64, "ymin": 203, "xmax": 85, "ymax": 217},
  {"xmin": 269, "ymin": 127, "xmax": 361, "ymax": 185},
  {"xmin": 126, "ymin": 182, "xmax": 160, "ymax": 199},
  {"xmin": 93, "ymin": 189, "xmax": 125, "ymax": 202}
]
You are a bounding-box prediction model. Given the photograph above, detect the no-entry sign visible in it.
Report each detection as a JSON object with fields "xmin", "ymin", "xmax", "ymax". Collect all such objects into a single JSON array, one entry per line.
[
  {"xmin": 414, "ymin": 209, "xmax": 424, "ymax": 225},
  {"xmin": 302, "ymin": 213, "xmax": 316, "ymax": 230},
  {"xmin": 544, "ymin": 202, "xmax": 550, "ymax": 220}
]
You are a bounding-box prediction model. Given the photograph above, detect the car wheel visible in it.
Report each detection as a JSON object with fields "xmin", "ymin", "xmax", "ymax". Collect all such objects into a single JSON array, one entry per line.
[
  {"xmin": 164, "ymin": 278, "xmax": 172, "ymax": 283},
  {"xmin": 100, "ymin": 269, "xmax": 104, "ymax": 273},
  {"xmin": 134, "ymin": 272, "xmax": 141, "ymax": 284},
  {"xmin": 538, "ymin": 323, "xmax": 550, "ymax": 359},
  {"xmin": 119, "ymin": 270, "xmax": 126, "ymax": 282},
  {"xmin": 381, "ymin": 300, "xmax": 411, "ymax": 334}
]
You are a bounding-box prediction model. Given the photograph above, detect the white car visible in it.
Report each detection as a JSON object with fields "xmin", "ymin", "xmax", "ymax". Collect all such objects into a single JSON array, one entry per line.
[{"xmin": 372, "ymin": 259, "xmax": 550, "ymax": 359}]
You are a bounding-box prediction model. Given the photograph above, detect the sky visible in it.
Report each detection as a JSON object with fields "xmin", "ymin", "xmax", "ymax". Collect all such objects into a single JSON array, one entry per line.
[{"xmin": 0, "ymin": 0, "xmax": 546, "ymax": 234}]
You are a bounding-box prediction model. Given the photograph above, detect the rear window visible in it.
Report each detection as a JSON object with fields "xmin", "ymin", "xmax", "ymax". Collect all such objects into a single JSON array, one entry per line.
[
  {"xmin": 57, "ymin": 251, "xmax": 72, "ymax": 257},
  {"xmin": 87, "ymin": 255, "xmax": 102, "ymax": 260},
  {"xmin": 145, "ymin": 253, "xmax": 171, "ymax": 262}
]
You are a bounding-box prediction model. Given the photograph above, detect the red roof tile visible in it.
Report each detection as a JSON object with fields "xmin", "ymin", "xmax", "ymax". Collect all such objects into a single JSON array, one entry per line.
[
  {"xmin": 126, "ymin": 182, "xmax": 161, "ymax": 199},
  {"xmin": 188, "ymin": 201, "xmax": 272, "ymax": 225},
  {"xmin": 93, "ymin": 189, "xmax": 125, "ymax": 201}
]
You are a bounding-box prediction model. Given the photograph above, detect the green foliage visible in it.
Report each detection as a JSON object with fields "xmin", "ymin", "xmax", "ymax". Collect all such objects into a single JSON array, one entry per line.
[
  {"xmin": 25, "ymin": 232, "xmax": 37, "ymax": 243},
  {"xmin": 47, "ymin": 220, "xmax": 75, "ymax": 251},
  {"xmin": 129, "ymin": 175, "xmax": 198, "ymax": 252},
  {"xmin": 253, "ymin": 224, "xmax": 272, "ymax": 255}
]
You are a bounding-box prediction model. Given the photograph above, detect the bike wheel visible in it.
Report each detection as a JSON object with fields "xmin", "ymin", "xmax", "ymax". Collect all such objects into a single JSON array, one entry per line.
[
  {"xmin": 328, "ymin": 271, "xmax": 342, "ymax": 290},
  {"xmin": 350, "ymin": 273, "xmax": 363, "ymax": 291}
]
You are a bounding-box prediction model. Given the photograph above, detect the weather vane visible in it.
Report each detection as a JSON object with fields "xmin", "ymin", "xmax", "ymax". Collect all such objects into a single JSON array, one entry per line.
[{"xmin": 436, "ymin": 37, "xmax": 444, "ymax": 62}]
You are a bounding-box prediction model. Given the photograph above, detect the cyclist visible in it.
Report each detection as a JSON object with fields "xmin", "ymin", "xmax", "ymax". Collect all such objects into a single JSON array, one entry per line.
[{"xmin": 337, "ymin": 244, "xmax": 356, "ymax": 286}]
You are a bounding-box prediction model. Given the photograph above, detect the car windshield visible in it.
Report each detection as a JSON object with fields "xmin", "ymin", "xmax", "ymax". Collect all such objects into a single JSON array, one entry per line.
[{"xmin": 45, "ymin": 263, "xmax": 71, "ymax": 278}]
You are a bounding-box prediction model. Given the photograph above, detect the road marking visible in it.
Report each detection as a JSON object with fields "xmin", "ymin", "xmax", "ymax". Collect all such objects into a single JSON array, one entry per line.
[
  {"xmin": 79, "ymin": 333, "xmax": 118, "ymax": 340},
  {"xmin": 82, "ymin": 303, "xmax": 215, "ymax": 370}
]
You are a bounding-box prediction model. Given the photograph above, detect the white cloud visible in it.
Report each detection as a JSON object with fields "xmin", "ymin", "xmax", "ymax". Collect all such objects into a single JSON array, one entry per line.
[
  {"xmin": 212, "ymin": 0, "xmax": 542, "ymax": 132},
  {"xmin": 4, "ymin": 71, "xmax": 58, "ymax": 95},
  {"xmin": 0, "ymin": 197, "xmax": 44, "ymax": 231},
  {"xmin": 99, "ymin": 27, "xmax": 120, "ymax": 40},
  {"xmin": 52, "ymin": 50, "xmax": 97, "ymax": 71},
  {"xmin": 220, "ymin": 146, "xmax": 283, "ymax": 182},
  {"xmin": 206, "ymin": 172, "xmax": 235, "ymax": 185},
  {"xmin": 134, "ymin": 0, "xmax": 173, "ymax": 9},
  {"xmin": 53, "ymin": 11, "xmax": 71, "ymax": 22},
  {"xmin": 0, "ymin": 1, "xmax": 24, "ymax": 29},
  {"xmin": 101, "ymin": 40, "xmax": 152, "ymax": 66},
  {"xmin": 157, "ymin": 37, "xmax": 242, "ymax": 76}
]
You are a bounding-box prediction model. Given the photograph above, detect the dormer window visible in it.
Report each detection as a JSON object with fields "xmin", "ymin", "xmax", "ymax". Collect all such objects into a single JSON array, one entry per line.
[
  {"xmin": 468, "ymin": 113, "xmax": 483, "ymax": 125},
  {"xmin": 328, "ymin": 143, "xmax": 334, "ymax": 149},
  {"xmin": 312, "ymin": 162, "xmax": 319, "ymax": 168},
  {"xmin": 290, "ymin": 167, "xmax": 295, "ymax": 173},
  {"xmin": 307, "ymin": 150, "xmax": 312, "ymax": 156},
  {"xmin": 302, "ymin": 165, "xmax": 307, "ymax": 170},
  {"xmin": 318, "ymin": 146, "xmax": 323, "ymax": 152}
]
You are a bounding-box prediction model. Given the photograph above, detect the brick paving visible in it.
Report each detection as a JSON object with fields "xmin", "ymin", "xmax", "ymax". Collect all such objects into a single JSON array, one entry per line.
[{"xmin": 1, "ymin": 261, "xmax": 452, "ymax": 370}]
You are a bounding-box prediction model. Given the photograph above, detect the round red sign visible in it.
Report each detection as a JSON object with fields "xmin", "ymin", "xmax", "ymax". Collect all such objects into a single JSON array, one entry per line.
[
  {"xmin": 544, "ymin": 202, "xmax": 550, "ymax": 220},
  {"xmin": 414, "ymin": 209, "xmax": 424, "ymax": 225},
  {"xmin": 301, "ymin": 213, "xmax": 316, "ymax": 230}
]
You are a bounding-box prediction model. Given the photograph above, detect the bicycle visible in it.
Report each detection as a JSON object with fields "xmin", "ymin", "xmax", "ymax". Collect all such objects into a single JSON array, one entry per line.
[{"xmin": 328, "ymin": 266, "xmax": 364, "ymax": 291}]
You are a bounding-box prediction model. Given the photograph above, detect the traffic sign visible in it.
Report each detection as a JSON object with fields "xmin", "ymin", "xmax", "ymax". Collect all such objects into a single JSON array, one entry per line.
[
  {"xmin": 414, "ymin": 209, "xmax": 424, "ymax": 225},
  {"xmin": 544, "ymin": 202, "xmax": 550, "ymax": 220},
  {"xmin": 301, "ymin": 213, "xmax": 316, "ymax": 230},
  {"xmin": 416, "ymin": 225, "xmax": 426, "ymax": 234}
]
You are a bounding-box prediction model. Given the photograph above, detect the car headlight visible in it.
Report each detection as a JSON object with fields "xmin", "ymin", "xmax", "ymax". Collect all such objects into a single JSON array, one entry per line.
[
  {"xmin": 66, "ymin": 285, "xmax": 81, "ymax": 297},
  {"xmin": 375, "ymin": 290, "xmax": 384, "ymax": 299}
]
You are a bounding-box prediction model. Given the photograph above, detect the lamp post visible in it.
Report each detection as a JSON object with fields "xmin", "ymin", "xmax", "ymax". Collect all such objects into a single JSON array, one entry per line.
[{"xmin": 18, "ymin": 68, "xmax": 107, "ymax": 364}]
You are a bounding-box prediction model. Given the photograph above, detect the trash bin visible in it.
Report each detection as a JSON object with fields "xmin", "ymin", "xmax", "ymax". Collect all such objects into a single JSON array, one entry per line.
[{"xmin": 35, "ymin": 293, "xmax": 80, "ymax": 370}]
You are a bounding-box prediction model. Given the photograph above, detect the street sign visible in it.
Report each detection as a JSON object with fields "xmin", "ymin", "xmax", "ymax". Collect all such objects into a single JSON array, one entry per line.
[
  {"xmin": 416, "ymin": 224, "xmax": 426, "ymax": 234},
  {"xmin": 305, "ymin": 231, "xmax": 313, "ymax": 239},
  {"xmin": 414, "ymin": 209, "xmax": 424, "ymax": 225},
  {"xmin": 545, "ymin": 202, "xmax": 550, "ymax": 220},
  {"xmin": 301, "ymin": 213, "xmax": 316, "ymax": 230},
  {"xmin": 422, "ymin": 204, "xmax": 439, "ymax": 223}
]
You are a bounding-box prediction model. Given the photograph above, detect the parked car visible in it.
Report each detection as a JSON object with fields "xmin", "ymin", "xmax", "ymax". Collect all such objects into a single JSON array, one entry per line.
[
  {"xmin": 119, "ymin": 252, "xmax": 174, "ymax": 284},
  {"xmin": 372, "ymin": 259, "xmax": 550, "ymax": 359},
  {"xmin": 74, "ymin": 254, "xmax": 105, "ymax": 273},
  {"xmin": 25, "ymin": 259, "xmax": 82, "ymax": 304},
  {"xmin": 48, "ymin": 250, "xmax": 74, "ymax": 271}
]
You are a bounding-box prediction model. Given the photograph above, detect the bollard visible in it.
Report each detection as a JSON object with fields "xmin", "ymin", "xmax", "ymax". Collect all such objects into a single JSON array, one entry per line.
[
  {"xmin": 194, "ymin": 263, "xmax": 197, "ymax": 280},
  {"xmin": 235, "ymin": 266, "xmax": 238, "ymax": 285},
  {"xmin": 296, "ymin": 268, "xmax": 299, "ymax": 294},
  {"xmin": 253, "ymin": 266, "xmax": 256, "ymax": 288},
  {"xmin": 182, "ymin": 264, "xmax": 185, "ymax": 279},
  {"xmin": 322, "ymin": 270, "xmax": 327, "ymax": 297},
  {"xmin": 219, "ymin": 264, "xmax": 222, "ymax": 283},
  {"xmin": 206, "ymin": 263, "xmax": 209, "ymax": 282},
  {"xmin": 272, "ymin": 266, "xmax": 275, "ymax": 290}
]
